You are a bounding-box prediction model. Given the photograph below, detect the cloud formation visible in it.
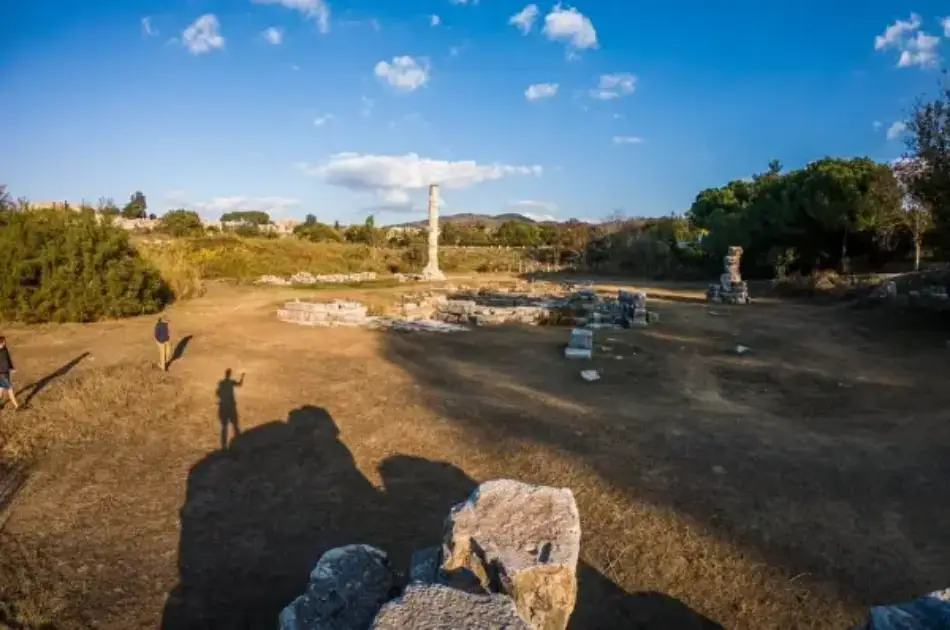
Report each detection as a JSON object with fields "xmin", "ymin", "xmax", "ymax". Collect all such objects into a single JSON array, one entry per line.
[
  {"xmin": 142, "ymin": 16, "xmax": 155, "ymax": 36},
  {"xmin": 543, "ymin": 4, "xmax": 597, "ymax": 51},
  {"xmin": 298, "ymin": 153, "xmax": 543, "ymax": 206},
  {"xmin": 612, "ymin": 135, "xmax": 643, "ymax": 145},
  {"xmin": 430, "ymin": 14, "xmax": 441, "ymax": 27},
  {"xmin": 508, "ymin": 200, "xmax": 558, "ymax": 220},
  {"xmin": 590, "ymin": 73, "xmax": 636, "ymax": 100},
  {"xmin": 313, "ymin": 114, "xmax": 334, "ymax": 126},
  {"xmin": 509, "ymin": 5, "xmax": 539, "ymax": 35},
  {"xmin": 169, "ymin": 193, "xmax": 301, "ymax": 220},
  {"xmin": 374, "ymin": 56, "xmax": 430, "ymax": 91},
  {"xmin": 251, "ymin": 0, "xmax": 330, "ymax": 34},
  {"xmin": 886, "ymin": 121, "xmax": 907, "ymax": 140},
  {"xmin": 874, "ymin": 13, "xmax": 939, "ymax": 68},
  {"xmin": 182, "ymin": 14, "xmax": 224, "ymax": 55},
  {"xmin": 525, "ymin": 83, "xmax": 558, "ymax": 101},
  {"xmin": 262, "ymin": 26, "xmax": 283, "ymax": 44}
]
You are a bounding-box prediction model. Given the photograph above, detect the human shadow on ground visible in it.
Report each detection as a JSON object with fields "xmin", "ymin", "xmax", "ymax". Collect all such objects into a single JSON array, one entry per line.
[
  {"xmin": 169, "ymin": 335, "xmax": 193, "ymax": 367},
  {"xmin": 16, "ymin": 352, "xmax": 90, "ymax": 408},
  {"xmin": 215, "ymin": 369, "xmax": 244, "ymax": 450},
  {"xmin": 161, "ymin": 405, "xmax": 716, "ymax": 629},
  {"xmin": 381, "ymin": 314, "xmax": 950, "ymax": 618}
]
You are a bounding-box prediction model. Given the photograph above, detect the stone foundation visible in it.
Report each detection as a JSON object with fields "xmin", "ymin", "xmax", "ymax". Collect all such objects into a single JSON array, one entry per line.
[{"xmin": 257, "ymin": 271, "xmax": 380, "ymax": 286}]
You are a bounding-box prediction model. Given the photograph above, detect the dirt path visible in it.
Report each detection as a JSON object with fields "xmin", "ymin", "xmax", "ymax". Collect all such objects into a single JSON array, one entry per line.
[{"xmin": 2, "ymin": 282, "xmax": 949, "ymax": 629}]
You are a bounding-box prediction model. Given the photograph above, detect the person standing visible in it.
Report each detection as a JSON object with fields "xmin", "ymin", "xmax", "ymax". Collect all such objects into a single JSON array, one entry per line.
[
  {"xmin": 0, "ymin": 336, "xmax": 20, "ymax": 410},
  {"xmin": 154, "ymin": 316, "xmax": 171, "ymax": 371}
]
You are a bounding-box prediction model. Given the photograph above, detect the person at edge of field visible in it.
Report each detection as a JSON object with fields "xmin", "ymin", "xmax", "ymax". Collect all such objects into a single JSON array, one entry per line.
[
  {"xmin": 155, "ymin": 316, "xmax": 172, "ymax": 372},
  {"xmin": 0, "ymin": 336, "xmax": 21, "ymax": 411}
]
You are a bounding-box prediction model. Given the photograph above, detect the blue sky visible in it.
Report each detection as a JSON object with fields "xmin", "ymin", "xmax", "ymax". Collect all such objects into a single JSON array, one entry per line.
[{"xmin": 1, "ymin": 1, "xmax": 947, "ymax": 224}]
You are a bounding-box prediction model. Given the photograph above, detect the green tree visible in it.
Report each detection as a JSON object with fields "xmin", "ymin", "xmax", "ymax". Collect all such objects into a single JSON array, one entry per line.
[
  {"xmin": 304, "ymin": 213, "xmax": 318, "ymax": 225},
  {"xmin": 0, "ymin": 206, "xmax": 169, "ymax": 322},
  {"xmin": 294, "ymin": 220, "xmax": 342, "ymax": 242},
  {"xmin": 158, "ymin": 209, "xmax": 204, "ymax": 237},
  {"xmin": 220, "ymin": 210, "xmax": 271, "ymax": 225},
  {"xmin": 121, "ymin": 191, "xmax": 147, "ymax": 219},
  {"xmin": 904, "ymin": 84, "xmax": 950, "ymax": 248},
  {"xmin": 98, "ymin": 196, "xmax": 120, "ymax": 217}
]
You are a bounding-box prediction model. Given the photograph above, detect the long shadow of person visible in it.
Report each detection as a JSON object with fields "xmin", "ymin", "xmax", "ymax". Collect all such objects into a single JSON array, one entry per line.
[
  {"xmin": 162, "ymin": 405, "xmax": 386, "ymax": 629},
  {"xmin": 169, "ymin": 335, "xmax": 194, "ymax": 369},
  {"xmin": 215, "ymin": 369, "xmax": 244, "ymax": 450},
  {"xmin": 17, "ymin": 351, "xmax": 90, "ymax": 408},
  {"xmin": 162, "ymin": 416, "xmax": 722, "ymax": 629}
]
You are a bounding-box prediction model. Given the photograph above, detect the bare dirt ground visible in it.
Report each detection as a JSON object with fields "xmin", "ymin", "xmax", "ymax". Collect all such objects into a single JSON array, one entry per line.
[{"xmin": 1, "ymin": 280, "xmax": 949, "ymax": 629}]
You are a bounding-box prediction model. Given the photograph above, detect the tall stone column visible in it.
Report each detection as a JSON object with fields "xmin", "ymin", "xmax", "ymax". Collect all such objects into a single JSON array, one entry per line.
[{"xmin": 422, "ymin": 183, "xmax": 445, "ymax": 281}]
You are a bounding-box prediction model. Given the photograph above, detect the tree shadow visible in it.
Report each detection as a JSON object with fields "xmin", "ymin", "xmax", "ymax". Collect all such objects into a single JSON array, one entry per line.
[
  {"xmin": 161, "ymin": 405, "xmax": 716, "ymax": 629},
  {"xmin": 380, "ymin": 316, "xmax": 950, "ymax": 615},
  {"xmin": 169, "ymin": 335, "xmax": 193, "ymax": 367},
  {"xmin": 16, "ymin": 352, "xmax": 90, "ymax": 408}
]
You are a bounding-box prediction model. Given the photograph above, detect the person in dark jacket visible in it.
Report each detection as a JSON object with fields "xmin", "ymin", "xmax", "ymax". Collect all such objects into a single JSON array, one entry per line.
[
  {"xmin": 154, "ymin": 316, "xmax": 171, "ymax": 371},
  {"xmin": 0, "ymin": 336, "xmax": 20, "ymax": 410}
]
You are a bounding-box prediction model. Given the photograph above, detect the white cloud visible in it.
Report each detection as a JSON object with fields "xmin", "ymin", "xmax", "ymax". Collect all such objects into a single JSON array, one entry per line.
[
  {"xmin": 508, "ymin": 200, "xmax": 558, "ymax": 220},
  {"xmin": 898, "ymin": 31, "xmax": 940, "ymax": 67},
  {"xmin": 142, "ymin": 16, "xmax": 155, "ymax": 36},
  {"xmin": 509, "ymin": 5, "xmax": 539, "ymax": 35},
  {"xmin": 297, "ymin": 153, "xmax": 543, "ymax": 204},
  {"xmin": 874, "ymin": 14, "xmax": 939, "ymax": 68},
  {"xmin": 525, "ymin": 82, "xmax": 558, "ymax": 101},
  {"xmin": 180, "ymin": 195, "xmax": 301, "ymax": 220},
  {"xmin": 886, "ymin": 121, "xmax": 907, "ymax": 140},
  {"xmin": 182, "ymin": 14, "xmax": 224, "ymax": 55},
  {"xmin": 262, "ymin": 26, "xmax": 283, "ymax": 44},
  {"xmin": 374, "ymin": 56, "xmax": 430, "ymax": 91},
  {"xmin": 612, "ymin": 135, "xmax": 643, "ymax": 145},
  {"xmin": 430, "ymin": 14, "xmax": 441, "ymax": 26},
  {"xmin": 872, "ymin": 120, "xmax": 883, "ymax": 130},
  {"xmin": 449, "ymin": 45, "xmax": 461, "ymax": 56},
  {"xmin": 943, "ymin": 16, "xmax": 950, "ymax": 37},
  {"xmin": 590, "ymin": 73, "xmax": 637, "ymax": 100},
  {"xmin": 313, "ymin": 114, "xmax": 334, "ymax": 126},
  {"xmin": 251, "ymin": 0, "xmax": 330, "ymax": 34},
  {"xmin": 543, "ymin": 4, "xmax": 597, "ymax": 51},
  {"xmin": 875, "ymin": 13, "xmax": 922, "ymax": 49},
  {"xmin": 449, "ymin": 0, "xmax": 480, "ymax": 4}
]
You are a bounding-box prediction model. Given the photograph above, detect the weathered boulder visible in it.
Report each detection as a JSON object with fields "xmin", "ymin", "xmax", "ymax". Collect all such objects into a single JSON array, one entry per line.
[
  {"xmin": 370, "ymin": 584, "xmax": 529, "ymax": 629},
  {"xmin": 279, "ymin": 544, "xmax": 396, "ymax": 630},
  {"xmin": 441, "ymin": 480, "xmax": 581, "ymax": 630}
]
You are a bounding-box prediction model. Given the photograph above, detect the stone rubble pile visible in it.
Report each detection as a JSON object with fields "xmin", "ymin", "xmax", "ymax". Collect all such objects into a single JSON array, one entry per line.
[
  {"xmin": 280, "ymin": 479, "xmax": 582, "ymax": 630},
  {"xmin": 256, "ymin": 271, "xmax": 379, "ymax": 286},
  {"xmin": 564, "ymin": 328, "xmax": 593, "ymax": 360},
  {"xmin": 706, "ymin": 246, "xmax": 750, "ymax": 304},
  {"xmin": 277, "ymin": 299, "xmax": 371, "ymax": 327}
]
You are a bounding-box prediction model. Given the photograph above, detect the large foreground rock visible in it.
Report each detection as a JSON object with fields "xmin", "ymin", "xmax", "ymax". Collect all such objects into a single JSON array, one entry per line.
[
  {"xmin": 441, "ymin": 480, "xmax": 581, "ymax": 630},
  {"xmin": 279, "ymin": 544, "xmax": 395, "ymax": 630},
  {"xmin": 371, "ymin": 584, "xmax": 529, "ymax": 629}
]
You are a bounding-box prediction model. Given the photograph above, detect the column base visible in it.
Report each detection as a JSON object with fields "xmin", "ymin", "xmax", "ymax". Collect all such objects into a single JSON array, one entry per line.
[{"xmin": 421, "ymin": 265, "xmax": 446, "ymax": 281}]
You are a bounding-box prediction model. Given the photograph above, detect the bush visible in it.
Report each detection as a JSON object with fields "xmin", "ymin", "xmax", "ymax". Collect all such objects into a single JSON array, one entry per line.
[
  {"xmin": 0, "ymin": 207, "xmax": 171, "ymax": 323},
  {"xmin": 158, "ymin": 209, "xmax": 203, "ymax": 237}
]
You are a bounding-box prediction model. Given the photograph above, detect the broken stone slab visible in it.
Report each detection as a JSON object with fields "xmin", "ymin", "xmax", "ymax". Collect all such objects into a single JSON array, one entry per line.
[
  {"xmin": 370, "ymin": 584, "xmax": 529, "ymax": 630},
  {"xmin": 441, "ymin": 479, "xmax": 582, "ymax": 630},
  {"xmin": 861, "ymin": 587, "xmax": 950, "ymax": 629},
  {"xmin": 279, "ymin": 544, "xmax": 396, "ymax": 630}
]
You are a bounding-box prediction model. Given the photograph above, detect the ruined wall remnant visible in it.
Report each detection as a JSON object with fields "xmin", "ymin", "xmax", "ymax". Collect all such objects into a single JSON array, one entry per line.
[
  {"xmin": 707, "ymin": 246, "xmax": 750, "ymax": 304},
  {"xmin": 279, "ymin": 480, "xmax": 581, "ymax": 630},
  {"xmin": 277, "ymin": 299, "xmax": 370, "ymax": 327}
]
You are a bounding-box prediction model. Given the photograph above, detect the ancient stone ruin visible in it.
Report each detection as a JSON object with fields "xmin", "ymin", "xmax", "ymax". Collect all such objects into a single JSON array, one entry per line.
[
  {"xmin": 706, "ymin": 246, "xmax": 750, "ymax": 304},
  {"xmin": 256, "ymin": 272, "xmax": 380, "ymax": 286},
  {"xmin": 277, "ymin": 282, "xmax": 659, "ymax": 333},
  {"xmin": 279, "ymin": 479, "xmax": 581, "ymax": 630},
  {"xmin": 421, "ymin": 183, "xmax": 446, "ymax": 282}
]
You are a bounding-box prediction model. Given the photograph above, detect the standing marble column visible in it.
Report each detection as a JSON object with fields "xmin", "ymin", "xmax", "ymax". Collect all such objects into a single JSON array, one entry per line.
[{"xmin": 422, "ymin": 183, "xmax": 445, "ymax": 281}]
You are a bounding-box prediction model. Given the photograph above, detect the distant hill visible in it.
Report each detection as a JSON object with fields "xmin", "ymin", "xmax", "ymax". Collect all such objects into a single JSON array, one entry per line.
[{"xmin": 390, "ymin": 213, "xmax": 536, "ymax": 228}]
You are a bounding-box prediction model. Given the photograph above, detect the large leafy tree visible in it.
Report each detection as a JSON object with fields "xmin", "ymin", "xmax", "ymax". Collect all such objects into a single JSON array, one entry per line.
[
  {"xmin": 121, "ymin": 191, "xmax": 148, "ymax": 219},
  {"xmin": 903, "ymin": 82, "xmax": 950, "ymax": 249}
]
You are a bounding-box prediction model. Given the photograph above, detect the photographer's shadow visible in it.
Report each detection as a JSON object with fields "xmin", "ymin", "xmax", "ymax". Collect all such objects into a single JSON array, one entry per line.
[{"xmin": 161, "ymin": 405, "xmax": 720, "ymax": 629}]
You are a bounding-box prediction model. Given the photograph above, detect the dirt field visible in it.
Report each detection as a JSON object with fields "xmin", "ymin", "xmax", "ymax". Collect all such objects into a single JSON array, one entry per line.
[{"xmin": 1, "ymin": 280, "xmax": 949, "ymax": 629}]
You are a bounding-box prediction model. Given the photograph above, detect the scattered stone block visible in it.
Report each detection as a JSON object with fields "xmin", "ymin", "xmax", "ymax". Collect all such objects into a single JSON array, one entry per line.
[
  {"xmin": 279, "ymin": 544, "xmax": 395, "ymax": 630},
  {"xmin": 565, "ymin": 328, "xmax": 593, "ymax": 360},
  {"xmin": 370, "ymin": 584, "xmax": 529, "ymax": 629},
  {"xmin": 707, "ymin": 246, "xmax": 749, "ymax": 305},
  {"xmin": 441, "ymin": 479, "xmax": 582, "ymax": 630},
  {"xmin": 862, "ymin": 587, "xmax": 950, "ymax": 629}
]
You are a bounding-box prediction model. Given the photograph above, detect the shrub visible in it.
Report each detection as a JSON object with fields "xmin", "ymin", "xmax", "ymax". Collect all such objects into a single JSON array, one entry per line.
[
  {"xmin": 158, "ymin": 209, "xmax": 203, "ymax": 237},
  {"xmin": 0, "ymin": 207, "xmax": 171, "ymax": 323}
]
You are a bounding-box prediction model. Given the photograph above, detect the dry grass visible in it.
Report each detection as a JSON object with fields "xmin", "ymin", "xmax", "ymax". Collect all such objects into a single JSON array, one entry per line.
[{"xmin": 1, "ymin": 281, "xmax": 949, "ymax": 629}]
